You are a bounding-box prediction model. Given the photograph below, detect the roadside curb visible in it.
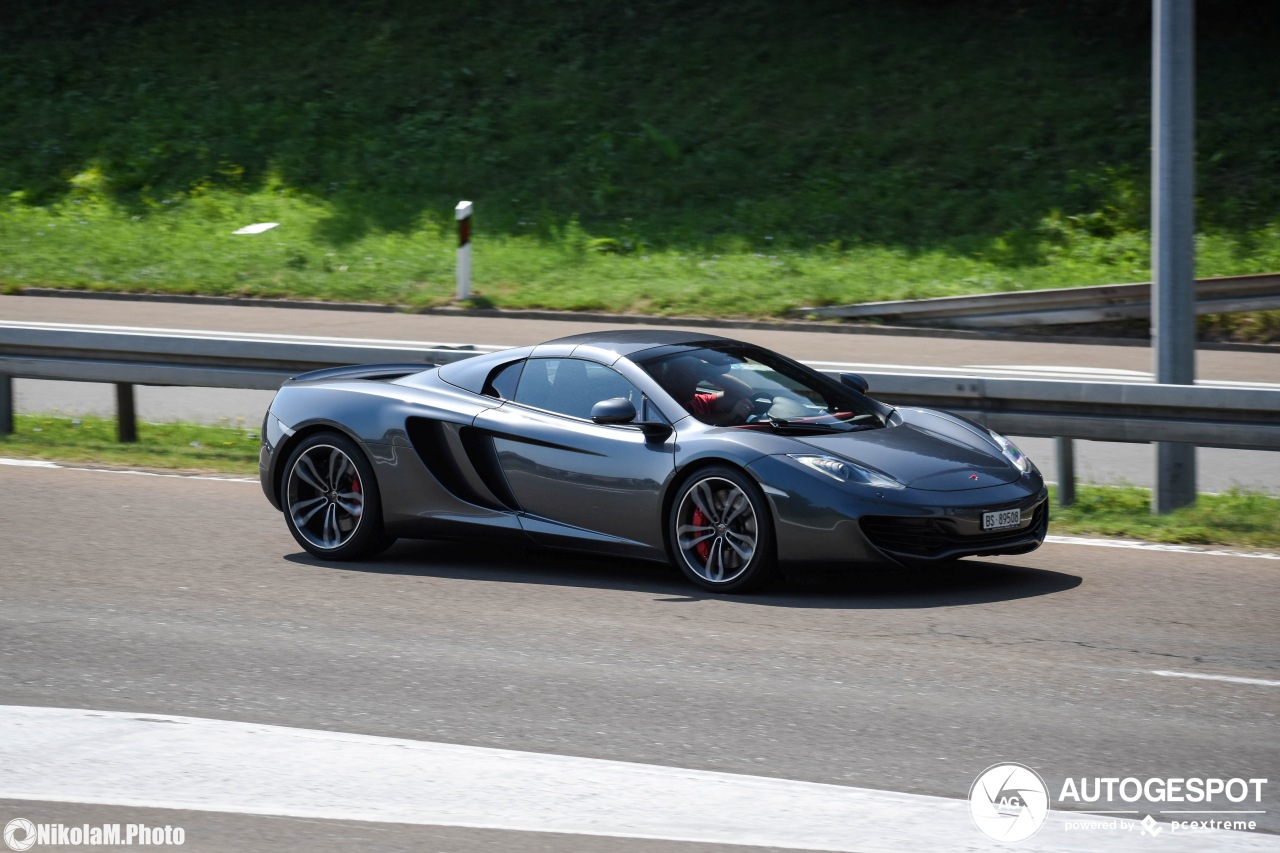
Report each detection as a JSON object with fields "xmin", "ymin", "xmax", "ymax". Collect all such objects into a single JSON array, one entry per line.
[{"xmin": 12, "ymin": 287, "xmax": 1277, "ymax": 353}]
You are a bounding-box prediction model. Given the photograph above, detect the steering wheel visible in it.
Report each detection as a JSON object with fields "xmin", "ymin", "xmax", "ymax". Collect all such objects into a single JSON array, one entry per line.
[{"xmin": 745, "ymin": 395, "xmax": 775, "ymax": 424}]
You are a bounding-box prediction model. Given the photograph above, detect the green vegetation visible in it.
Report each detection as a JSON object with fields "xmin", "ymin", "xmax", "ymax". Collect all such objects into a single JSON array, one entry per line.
[
  {"xmin": 3, "ymin": 413, "xmax": 1278, "ymax": 550},
  {"xmin": 1, "ymin": 2, "xmax": 1277, "ymax": 318},
  {"xmin": 1049, "ymin": 485, "xmax": 1280, "ymax": 550},
  {"xmin": 1, "ymin": 413, "xmax": 259, "ymax": 474}
]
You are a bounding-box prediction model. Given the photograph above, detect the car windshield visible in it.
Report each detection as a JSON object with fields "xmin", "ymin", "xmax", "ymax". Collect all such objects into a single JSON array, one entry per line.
[{"xmin": 640, "ymin": 345, "xmax": 882, "ymax": 431}]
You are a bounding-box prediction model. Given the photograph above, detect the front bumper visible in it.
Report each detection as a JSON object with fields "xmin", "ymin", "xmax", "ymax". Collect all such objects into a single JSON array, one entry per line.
[
  {"xmin": 746, "ymin": 455, "xmax": 1048, "ymax": 568},
  {"xmin": 860, "ymin": 493, "xmax": 1048, "ymax": 561}
]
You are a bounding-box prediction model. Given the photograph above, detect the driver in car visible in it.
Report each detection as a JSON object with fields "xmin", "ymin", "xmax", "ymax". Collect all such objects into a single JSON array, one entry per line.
[{"xmin": 657, "ymin": 355, "xmax": 755, "ymax": 426}]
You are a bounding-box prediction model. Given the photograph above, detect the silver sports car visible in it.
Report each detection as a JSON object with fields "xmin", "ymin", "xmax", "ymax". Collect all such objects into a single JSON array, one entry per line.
[{"xmin": 260, "ymin": 330, "xmax": 1048, "ymax": 592}]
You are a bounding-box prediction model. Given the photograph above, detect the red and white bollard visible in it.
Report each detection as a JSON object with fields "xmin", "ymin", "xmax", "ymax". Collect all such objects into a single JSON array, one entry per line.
[{"xmin": 455, "ymin": 200, "xmax": 473, "ymax": 301}]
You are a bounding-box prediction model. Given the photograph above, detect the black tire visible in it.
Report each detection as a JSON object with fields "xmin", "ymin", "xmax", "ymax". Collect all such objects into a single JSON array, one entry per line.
[
  {"xmin": 668, "ymin": 465, "xmax": 776, "ymax": 593},
  {"xmin": 281, "ymin": 431, "xmax": 395, "ymax": 560}
]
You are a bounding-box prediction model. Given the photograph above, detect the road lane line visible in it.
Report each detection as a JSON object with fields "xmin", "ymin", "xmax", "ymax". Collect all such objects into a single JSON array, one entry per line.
[
  {"xmin": 0, "ymin": 457, "xmax": 256, "ymax": 483},
  {"xmin": 1045, "ymin": 535, "xmax": 1280, "ymax": 561},
  {"xmin": 2, "ymin": 706, "xmax": 1273, "ymax": 853},
  {"xmin": 4, "ymin": 458, "xmax": 1277, "ymax": 560},
  {"xmin": 0, "ymin": 320, "xmax": 503, "ymax": 350},
  {"xmin": 801, "ymin": 360, "xmax": 1280, "ymax": 389},
  {"xmin": 1151, "ymin": 670, "xmax": 1280, "ymax": 688}
]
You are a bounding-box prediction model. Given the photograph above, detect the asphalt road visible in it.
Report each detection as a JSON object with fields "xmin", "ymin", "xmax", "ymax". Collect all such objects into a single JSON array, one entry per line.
[
  {"xmin": 4, "ymin": 293, "xmax": 1279, "ymax": 492},
  {"xmin": 2, "ymin": 463, "xmax": 1277, "ymax": 851}
]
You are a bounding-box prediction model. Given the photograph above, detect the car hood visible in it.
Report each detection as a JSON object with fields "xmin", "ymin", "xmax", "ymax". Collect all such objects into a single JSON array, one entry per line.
[{"xmin": 789, "ymin": 412, "xmax": 1019, "ymax": 491}]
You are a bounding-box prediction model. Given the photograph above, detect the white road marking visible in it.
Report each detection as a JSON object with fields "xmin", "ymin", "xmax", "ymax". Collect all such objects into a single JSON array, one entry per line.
[
  {"xmin": 0, "ymin": 320, "xmax": 501, "ymax": 351},
  {"xmin": 803, "ymin": 359, "xmax": 1280, "ymax": 389},
  {"xmin": 1045, "ymin": 535, "xmax": 1280, "ymax": 561},
  {"xmin": 1, "ymin": 706, "xmax": 1273, "ymax": 852},
  {"xmin": 7, "ymin": 320, "xmax": 1275, "ymax": 387},
  {"xmin": 1151, "ymin": 670, "xmax": 1280, "ymax": 688},
  {"xmin": 0, "ymin": 457, "xmax": 256, "ymax": 483},
  {"xmin": 966, "ymin": 365, "xmax": 1150, "ymax": 378},
  {"xmin": 0, "ymin": 458, "xmax": 60, "ymax": 468},
  {"xmin": 4, "ymin": 458, "xmax": 1276, "ymax": 560}
]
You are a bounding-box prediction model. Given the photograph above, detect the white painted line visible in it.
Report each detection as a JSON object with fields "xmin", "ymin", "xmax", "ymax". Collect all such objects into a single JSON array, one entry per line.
[
  {"xmin": 0, "ymin": 457, "xmax": 60, "ymax": 468},
  {"xmin": 0, "ymin": 320, "xmax": 504, "ymax": 351},
  {"xmin": 966, "ymin": 365, "xmax": 1150, "ymax": 378},
  {"xmin": 1152, "ymin": 670, "xmax": 1280, "ymax": 688},
  {"xmin": 1046, "ymin": 535, "xmax": 1280, "ymax": 561},
  {"xmin": 0, "ymin": 457, "xmax": 256, "ymax": 483},
  {"xmin": 4, "ymin": 459, "xmax": 1276, "ymax": 558},
  {"xmin": 803, "ymin": 359, "xmax": 1280, "ymax": 389},
  {"xmin": 1, "ymin": 706, "xmax": 1272, "ymax": 853},
  {"xmin": 804, "ymin": 360, "xmax": 1116, "ymax": 381},
  {"xmin": 8, "ymin": 320, "xmax": 1276, "ymax": 387}
]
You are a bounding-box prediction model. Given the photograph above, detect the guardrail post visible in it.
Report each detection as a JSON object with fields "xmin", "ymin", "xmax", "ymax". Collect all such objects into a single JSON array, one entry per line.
[
  {"xmin": 456, "ymin": 200, "xmax": 473, "ymax": 301},
  {"xmin": 1056, "ymin": 438, "xmax": 1076, "ymax": 507},
  {"xmin": 116, "ymin": 383, "xmax": 138, "ymax": 443},
  {"xmin": 1152, "ymin": 0, "xmax": 1197, "ymax": 514},
  {"xmin": 0, "ymin": 375, "xmax": 13, "ymax": 436}
]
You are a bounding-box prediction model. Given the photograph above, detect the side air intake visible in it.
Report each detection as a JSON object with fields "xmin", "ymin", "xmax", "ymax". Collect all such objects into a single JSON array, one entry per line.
[{"xmin": 405, "ymin": 417, "xmax": 519, "ymax": 511}]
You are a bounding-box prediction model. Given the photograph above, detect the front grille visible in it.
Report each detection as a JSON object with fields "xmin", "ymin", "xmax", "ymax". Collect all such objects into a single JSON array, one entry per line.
[{"xmin": 861, "ymin": 500, "xmax": 1047, "ymax": 559}]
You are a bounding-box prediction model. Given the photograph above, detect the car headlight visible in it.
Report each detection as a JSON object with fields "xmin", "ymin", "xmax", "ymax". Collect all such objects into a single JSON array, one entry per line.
[
  {"xmin": 788, "ymin": 454, "xmax": 904, "ymax": 489},
  {"xmin": 989, "ymin": 430, "xmax": 1032, "ymax": 474}
]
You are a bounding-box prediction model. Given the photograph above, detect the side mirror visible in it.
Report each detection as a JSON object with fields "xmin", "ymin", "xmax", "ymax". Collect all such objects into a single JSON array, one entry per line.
[
  {"xmin": 591, "ymin": 397, "xmax": 673, "ymax": 439},
  {"xmin": 591, "ymin": 397, "xmax": 638, "ymax": 424},
  {"xmin": 840, "ymin": 373, "xmax": 870, "ymax": 394}
]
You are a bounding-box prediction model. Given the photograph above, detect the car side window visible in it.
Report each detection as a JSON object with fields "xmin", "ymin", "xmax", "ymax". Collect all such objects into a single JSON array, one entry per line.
[
  {"xmin": 513, "ymin": 358, "xmax": 644, "ymax": 421},
  {"xmin": 483, "ymin": 360, "xmax": 525, "ymax": 399}
]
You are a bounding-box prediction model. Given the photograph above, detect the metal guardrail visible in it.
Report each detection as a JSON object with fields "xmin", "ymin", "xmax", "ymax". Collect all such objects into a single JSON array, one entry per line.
[
  {"xmin": 0, "ymin": 322, "xmax": 502, "ymax": 439},
  {"xmin": 0, "ymin": 322, "xmax": 499, "ymax": 390},
  {"xmin": 857, "ymin": 373, "xmax": 1280, "ymax": 451},
  {"xmin": 2, "ymin": 321, "xmax": 1278, "ymax": 453},
  {"xmin": 795, "ymin": 272, "xmax": 1280, "ymax": 327}
]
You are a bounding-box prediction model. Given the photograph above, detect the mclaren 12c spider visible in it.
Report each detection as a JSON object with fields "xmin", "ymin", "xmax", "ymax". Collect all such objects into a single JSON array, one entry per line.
[{"xmin": 260, "ymin": 330, "xmax": 1048, "ymax": 592}]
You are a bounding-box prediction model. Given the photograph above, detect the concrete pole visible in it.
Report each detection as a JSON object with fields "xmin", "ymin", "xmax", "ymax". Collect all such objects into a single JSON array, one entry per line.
[{"xmin": 1152, "ymin": 0, "xmax": 1196, "ymax": 513}]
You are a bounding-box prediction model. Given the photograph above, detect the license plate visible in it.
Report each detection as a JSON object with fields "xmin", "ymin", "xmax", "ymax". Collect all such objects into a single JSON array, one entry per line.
[{"xmin": 982, "ymin": 508, "xmax": 1021, "ymax": 531}]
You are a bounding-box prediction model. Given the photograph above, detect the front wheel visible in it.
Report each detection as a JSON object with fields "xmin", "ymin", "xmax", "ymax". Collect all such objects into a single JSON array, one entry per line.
[
  {"xmin": 282, "ymin": 432, "xmax": 394, "ymax": 560},
  {"xmin": 669, "ymin": 466, "xmax": 776, "ymax": 593}
]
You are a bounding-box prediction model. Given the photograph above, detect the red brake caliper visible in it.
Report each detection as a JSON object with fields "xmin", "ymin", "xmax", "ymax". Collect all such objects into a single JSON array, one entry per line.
[{"xmin": 691, "ymin": 507, "xmax": 711, "ymax": 562}]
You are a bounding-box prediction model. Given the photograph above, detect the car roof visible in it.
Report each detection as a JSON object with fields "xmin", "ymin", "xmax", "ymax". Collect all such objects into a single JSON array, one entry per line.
[
  {"xmin": 432, "ymin": 330, "xmax": 745, "ymax": 394},
  {"xmin": 532, "ymin": 329, "xmax": 739, "ymax": 361}
]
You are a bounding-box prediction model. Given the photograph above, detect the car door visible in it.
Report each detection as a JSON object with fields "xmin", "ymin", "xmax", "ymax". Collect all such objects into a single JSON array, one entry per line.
[{"xmin": 473, "ymin": 357, "xmax": 675, "ymax": 557}]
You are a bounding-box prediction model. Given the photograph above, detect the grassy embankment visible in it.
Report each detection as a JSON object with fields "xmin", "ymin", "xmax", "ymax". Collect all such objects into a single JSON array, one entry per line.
[
  {"xmin": 3, "ymin": 413, "xmax": 1277, "ymax": 550},
  {"xmin": 0, "ymin": 2, "xmax": 1277, "ymax": 334},
  {"xmin": 2, "ymin": 5, "xmax": 1276, "ymax": 547}
]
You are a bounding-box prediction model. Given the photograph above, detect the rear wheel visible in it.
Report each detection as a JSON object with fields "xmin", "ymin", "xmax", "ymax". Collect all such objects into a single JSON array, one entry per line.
[
  {"xmin": 282, "ymin": 432, "xmax": 394, "ymax": 560},
  {"xmin": 669, "ymin": 466, "xmax": 776, "ymax": 593}
]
